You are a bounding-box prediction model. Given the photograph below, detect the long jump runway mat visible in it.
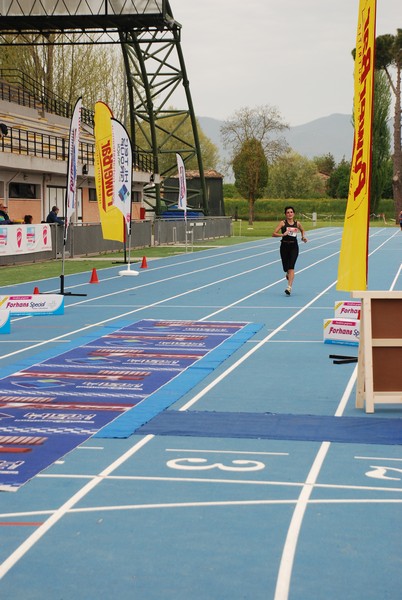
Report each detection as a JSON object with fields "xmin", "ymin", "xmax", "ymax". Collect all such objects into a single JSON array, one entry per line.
[
  {"xmin": 137, "ymin": 410, "xmax": 402, "ymax": 445},
  {"xmin": 0, "ymin": 319, "xmax": 260, "ymax": 491}
]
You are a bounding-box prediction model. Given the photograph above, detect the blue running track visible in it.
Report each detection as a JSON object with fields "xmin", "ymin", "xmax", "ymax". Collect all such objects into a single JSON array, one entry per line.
[{"xmin": 0, "ymin": 226, "xmax": 401, "ymax": 599}]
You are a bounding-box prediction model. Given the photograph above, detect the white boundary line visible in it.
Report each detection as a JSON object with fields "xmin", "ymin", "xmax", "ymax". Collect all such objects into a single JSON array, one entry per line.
[
  {"xmin": 1, "ymin": 236, "xmax": 341, "ymax": 361},
  {"xmin": 273, "ymin": 230, "xmax": 400, "ymax": 600},
  {"xmin": 0, "ymin": 434, "xmax": 154, "ymax": 579}
]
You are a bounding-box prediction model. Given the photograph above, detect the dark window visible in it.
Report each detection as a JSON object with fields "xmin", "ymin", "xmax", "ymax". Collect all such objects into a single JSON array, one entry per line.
[
  {"xmin": 89, "ymin": 187, "xmax": 97, "ymax": 202},
  {"xmin": 9, "ymin": 183, "xmax": 38, "ymax": 199}
]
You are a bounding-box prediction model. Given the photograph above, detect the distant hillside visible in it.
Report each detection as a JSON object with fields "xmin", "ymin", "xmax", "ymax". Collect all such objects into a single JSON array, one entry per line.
[
  {"xmin": 287, "ymin": 114, "xmax": 353, "ymax": 162},
  {"xmin": 198, "ymin": 113, "xmax": 354, "ymax": 169}
]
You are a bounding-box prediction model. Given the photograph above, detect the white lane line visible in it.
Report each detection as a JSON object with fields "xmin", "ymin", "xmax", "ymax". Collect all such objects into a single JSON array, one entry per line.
[
  {"xmin": 181, "ymin": 276, "xmax": 338, "ymax": 410},
  {"xmin": 0, "ymin": 434, "xmax": 154, "ymax": 580},
  {"xmin": 274, "ymin": 232, "xmax": 399, "ymax": 600},
  {"xmin": 390, "ymin": 263, "xmax": 402, "ymax": 290},
  {"xmin": 61, "ymin": 234, "xmax": 341, "ymax": 307},
  {"xmin": 2, "ymin": 496, "xmax": 402, "ymax": 524},
  {"xmin": 274, "ymin": 442, "xmax": 331, "ymax": 600},
  {"xmin": 165, "ymin": 449, "xmax": 289, "ymax": 455},
  {"xmin": 0, "ymin": 231, "xmax": 392, "ymax": 581},
  {"xmin": 3, "ymin": 229, "xmax": 338, "ymax": 294},
  {"xmin": 1, "ymin": 237, "xmax": 341, "ymax": 362},
  {"xmin": 0, "ymin": 241, "xmax": 339, "ymax": 577}
]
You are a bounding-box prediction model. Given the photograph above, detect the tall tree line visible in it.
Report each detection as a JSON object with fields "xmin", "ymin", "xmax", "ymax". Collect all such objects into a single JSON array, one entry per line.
[{"xmin": 0, "ymin": 36, "xmax": 126, "ymax": 120}]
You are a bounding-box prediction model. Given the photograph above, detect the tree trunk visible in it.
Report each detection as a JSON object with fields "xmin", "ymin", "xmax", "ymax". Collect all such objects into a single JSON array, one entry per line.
[
  {"xmin": 392, "ymin": 61, "xmax": 402, "ymax": 221},
  {"xmin": 248, "ymin": 195, "xmax": 253, "ymax": 226}
]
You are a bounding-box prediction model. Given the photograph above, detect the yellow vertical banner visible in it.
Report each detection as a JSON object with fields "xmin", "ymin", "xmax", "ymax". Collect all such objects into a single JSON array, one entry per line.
[
  {"xmin": 94, "ymin": 101, "xmax": 124, "ymax": 243},
  {"xmin": 336, "ymin": 0, "xmax": 376, "ymax": 291}
]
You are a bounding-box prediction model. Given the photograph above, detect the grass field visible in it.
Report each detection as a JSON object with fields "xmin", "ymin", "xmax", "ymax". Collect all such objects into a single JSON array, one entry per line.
[{"xmin": 1, "ymin": 218, "xmax": 397, "ymax": 286}]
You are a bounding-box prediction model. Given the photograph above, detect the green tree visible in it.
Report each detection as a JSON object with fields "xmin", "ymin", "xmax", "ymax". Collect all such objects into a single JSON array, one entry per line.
[
  {"xmin": 221, "ymin": 105, "xmax": 289, "ymax": 163},
  {"xmin": 222, "ymin": 183, "xmax": 241, "ymax": 199},
  {"xmin": 0, "ymin": 36, "xmax": 126, "ymax": 120},
  {"xmin": 135, "ymin": 111, "xmax": 219, "ymax": 177},
  {"xmin": 313, "ymin": 153, "xmax": 336, "ymax": 176},
  {"xmin": 370, "ymin": 70, "xmax": 391, "ymax": 214},
  {"xmin": 381, "ymin": 158, "xmax": 394, "ymax": 198},
  {"xmin": 266, "ymin": 152, "xmax": 325, "ymax": 199},
  {"xmin": 232, "ymin": 138, "xmax": 268, "ymax": 225},
  {"xmin": 375, "ymin": 30, "xmax": 402, "ymax": 220},
  {"xmin": 327, "ymin": 159, "xmax": 351, "ymax": 198}
]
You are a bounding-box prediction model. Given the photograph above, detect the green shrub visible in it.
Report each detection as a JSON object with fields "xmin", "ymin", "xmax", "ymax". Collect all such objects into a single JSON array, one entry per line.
[{"xmin": 224, "ymin": 198, "xmax": 395, "ymax": 221}]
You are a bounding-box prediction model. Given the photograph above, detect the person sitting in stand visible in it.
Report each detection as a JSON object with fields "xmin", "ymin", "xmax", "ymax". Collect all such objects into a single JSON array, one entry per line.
[
  {"xmin": 0, "ymin": 123, "xmax": 8, "ymax": 139},
  {"xmin": 24, "ymin": 215, "xmax": 33, "ymax": 224},
  {"xmin": 46, "ymin": 206, "xmax": 64, "ymax": 226},
  {"xmin": 0, "ymin": 202, "xmax": 13, "ymax": 224}
]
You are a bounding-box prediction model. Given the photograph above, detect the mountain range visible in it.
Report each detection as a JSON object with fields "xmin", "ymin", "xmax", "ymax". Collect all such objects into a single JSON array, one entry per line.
[{"xmin": 198, "ymin": 113, "xmax": 354, "ymax": 175}]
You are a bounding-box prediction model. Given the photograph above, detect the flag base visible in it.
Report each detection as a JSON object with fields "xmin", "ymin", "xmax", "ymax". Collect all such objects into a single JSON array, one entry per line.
[{"xmin": 119, "ymin": 267, "xmax": 139, "ymax": 277}]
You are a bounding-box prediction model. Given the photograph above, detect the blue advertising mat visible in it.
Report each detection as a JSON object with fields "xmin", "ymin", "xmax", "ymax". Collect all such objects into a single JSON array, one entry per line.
[
  {"xmin": 0, "ymin": 319, "xmax": 256, "ymax": 491},
  {"xmin": 96, "ymin": 322, "xmax": 262, "ymax": 438},
  {"xmin": 136, "ymin": 410, "xmax": 402, "ymax": 445}
]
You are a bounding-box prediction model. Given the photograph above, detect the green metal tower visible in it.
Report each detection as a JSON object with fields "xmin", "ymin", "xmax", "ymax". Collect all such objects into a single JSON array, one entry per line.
[{"xmin": 0, "ymin": 0, "xmax": 208, "ymax": 215}]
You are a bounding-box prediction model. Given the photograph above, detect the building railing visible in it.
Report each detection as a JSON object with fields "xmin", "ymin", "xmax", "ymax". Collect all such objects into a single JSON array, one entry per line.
[
  {"xmin": 0, "ymin": 124, "xmax": 94, "ymax": 164},
  {"xmin": 0, "ymin": 68, "xmax": 94, "ymax": 125},
  {"xmin": 0, "ymin": 218, "xmax": 232, "ymax": 265},
  {"xmin": 0, "ymin": 124, "xmax": 155, "ymax": 172},
  {"xmin": 0, "ymin": 68, "xmax": 155, "ymax": 172}
]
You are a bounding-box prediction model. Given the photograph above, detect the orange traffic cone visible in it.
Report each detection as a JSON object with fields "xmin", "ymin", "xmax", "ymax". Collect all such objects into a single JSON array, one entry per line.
[
  {"xmin": 89, "ymin": 268, "xmax": 99, "ymax": 283},
  {"xmin": 33, "ymin": 286, "xmax": 40, "ymax": 294},
  {"xmin": 140, "ymin": 256, "xmax": 148, "ymax": 269}
]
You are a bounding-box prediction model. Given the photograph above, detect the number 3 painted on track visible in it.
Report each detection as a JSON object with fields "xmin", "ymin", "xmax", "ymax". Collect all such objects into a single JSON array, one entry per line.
[{"xmin": 166, "ymin": 458, "xmax": 265, "ymax": 472}]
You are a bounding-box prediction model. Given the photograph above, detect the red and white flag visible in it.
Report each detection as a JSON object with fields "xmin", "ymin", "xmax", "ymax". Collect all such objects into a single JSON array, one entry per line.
[
  {"xmin": 176, "ymin": 153, "xmax": 187, "ymax": 213},
  {"xmin": 66, "ymin": 97, "xmax": 82, "ymax": 229}
]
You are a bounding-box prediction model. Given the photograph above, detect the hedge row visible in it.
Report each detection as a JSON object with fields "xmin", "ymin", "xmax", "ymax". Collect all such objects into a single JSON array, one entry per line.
[{"xmin": 224, "ymin": 198, "xmax": 395, "ymax": 221}]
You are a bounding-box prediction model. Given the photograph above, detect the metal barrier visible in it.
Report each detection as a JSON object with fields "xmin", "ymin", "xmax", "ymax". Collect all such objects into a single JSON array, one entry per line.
[
  {"xmin": 154, "ymin": 217, "xmax": 231, "ymax": 245},
  {"xmin": 0, "ymin": 217, "xmax": 231, "ymax": 266},
  {"xmin": 0, "ymin": 221, "xmax": 152, "ymax": 265}
]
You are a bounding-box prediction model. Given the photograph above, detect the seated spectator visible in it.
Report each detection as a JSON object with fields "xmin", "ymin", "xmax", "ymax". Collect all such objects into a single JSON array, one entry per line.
[
  {"xmin": 24, "ymin": 215, "xmax": 33, "ymax": 224},
  {"xmin": 0, "ymin": 123, "xmax": 8, "ymax": 139},
  {"xmin": 46, "ymin": 206, "xmax": 64, "ymax": 226},
  {"xmin": 0, "ymin": 202, "xmax": 13, "ymax": 224}
]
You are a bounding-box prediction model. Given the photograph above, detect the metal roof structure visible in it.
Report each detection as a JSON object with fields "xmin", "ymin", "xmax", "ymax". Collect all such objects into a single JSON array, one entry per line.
[{"xmin": 0, "ymin": 0, "xmax": 208, "ymax": 214}]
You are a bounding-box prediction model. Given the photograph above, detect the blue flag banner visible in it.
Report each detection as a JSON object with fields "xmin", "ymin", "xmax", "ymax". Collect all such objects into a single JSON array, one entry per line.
[{"xmin": 0, "ymin": 319, "xmax": 252, "ymax": 491}]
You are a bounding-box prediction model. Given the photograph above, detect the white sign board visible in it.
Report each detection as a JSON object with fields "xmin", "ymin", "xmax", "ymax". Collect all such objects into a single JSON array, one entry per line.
[
  {"xmin": 0, "ymin": 224, "xmax": 52, "ymax": 256},
  {"xmin": 334, "ymin": 300, "xmax": 361, "ymax": 319},
  {"xmin": 0, "ymin": 295, "xmax": 64, "ymax": 316},
  {"xmin": 323, "ymin": 318, "xmax": 360, "ymax": 346},
  {"xmin": 0, "ymin": 310, "xmax": 10, "ymax": 333}
]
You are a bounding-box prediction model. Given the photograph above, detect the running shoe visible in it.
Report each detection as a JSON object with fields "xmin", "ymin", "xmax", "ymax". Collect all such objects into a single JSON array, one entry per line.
[{"xmin": 285, "ymin": 286, "xmax": 291, "ymax": 296}]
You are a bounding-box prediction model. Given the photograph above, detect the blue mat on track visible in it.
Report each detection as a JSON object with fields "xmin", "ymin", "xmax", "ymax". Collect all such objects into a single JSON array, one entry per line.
[
  {"xmin": 136, "ymin": 410, "xmax": 402, "ymax": 445},
  {"xmin": 0, "ymin": 319, "xmax": 261, "ymax": 491},
  {"xmin": 97, "ymin": 323, "xmax": 263, "ymax": 438}
]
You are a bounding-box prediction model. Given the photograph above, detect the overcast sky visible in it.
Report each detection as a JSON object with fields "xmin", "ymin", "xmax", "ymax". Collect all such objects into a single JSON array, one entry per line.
[{"xmin": 170, "ymin": 0, "xmax": 401, "ymax": 126}]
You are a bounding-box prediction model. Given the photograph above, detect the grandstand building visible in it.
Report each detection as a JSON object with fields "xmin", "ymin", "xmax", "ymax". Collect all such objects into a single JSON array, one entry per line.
[{"xmin": 0, "ymin": 69, "xmax": 154, "ymax": 225}]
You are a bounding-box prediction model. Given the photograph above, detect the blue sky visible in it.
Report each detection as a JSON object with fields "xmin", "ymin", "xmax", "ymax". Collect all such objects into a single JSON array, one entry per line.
[{"xmin": 170, "ymin": 0, "xmax": 401, "ymax": 126}]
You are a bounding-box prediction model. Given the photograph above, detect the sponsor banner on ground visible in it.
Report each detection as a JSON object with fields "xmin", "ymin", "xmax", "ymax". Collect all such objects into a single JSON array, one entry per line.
[
  {"xmin": 323, "ymin": 318, "xmax": 360, "ymax": 346},
  {"xmin": 0, "ymin": 294, "xmax": 64, "ymax": 316},
  {"xmin": 334, "ymin": 300, "xmax": 361, "ymax": 319},
  {"xmin": 0, "ymin": 319, "xmax": 248, "ymax": 491},
  {"xmin": 0, "ymin": 310, "xmax": 10, "ymax": 334},
  {"xmin": 0, "ymin": 406, "xmax": 125, "ymax": 492}
]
